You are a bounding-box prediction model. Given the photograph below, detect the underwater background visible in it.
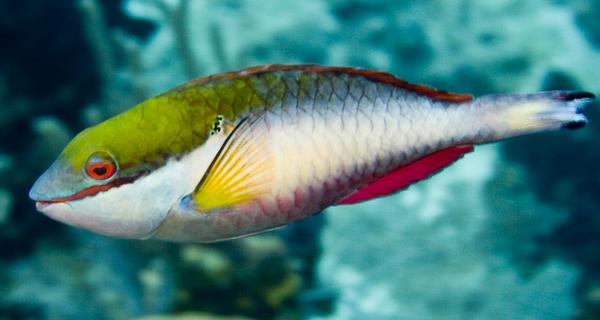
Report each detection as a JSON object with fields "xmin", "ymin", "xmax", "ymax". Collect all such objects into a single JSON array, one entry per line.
[{"xmin": 1, "ymin": 0, "xmax": 599, "ymax": 319}]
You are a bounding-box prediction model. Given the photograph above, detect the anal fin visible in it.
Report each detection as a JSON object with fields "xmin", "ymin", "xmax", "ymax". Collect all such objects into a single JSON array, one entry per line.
[{"xmin": 337, "ymin": 145, "xmax": 474, "ymax": 205}]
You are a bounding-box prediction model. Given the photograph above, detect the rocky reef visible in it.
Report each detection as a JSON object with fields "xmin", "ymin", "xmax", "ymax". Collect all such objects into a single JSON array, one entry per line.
[{"xmin": 0, "ymin": 0, "xmax": 599, "ymax": 319}]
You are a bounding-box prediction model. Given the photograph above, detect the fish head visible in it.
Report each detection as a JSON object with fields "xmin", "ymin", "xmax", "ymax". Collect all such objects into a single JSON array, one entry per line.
[
  {"xmin": 29, "ymin": 127, "xmax": 167, "ymax": 239},
  {"xmin": 29, "ymin": 97, "xmax": 210, "ymax": 239}
]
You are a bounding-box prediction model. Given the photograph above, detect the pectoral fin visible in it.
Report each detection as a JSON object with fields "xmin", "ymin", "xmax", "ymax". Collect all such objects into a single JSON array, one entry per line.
[{"xmin": 189, "ymin": 115, "xmax": 274, "ymax": 212}]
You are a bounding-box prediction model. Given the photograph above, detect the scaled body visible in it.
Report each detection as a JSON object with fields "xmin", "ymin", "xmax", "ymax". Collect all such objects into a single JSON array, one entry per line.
[{"xmin": 29, "ymin": 65, "xmax": 594, "ymax": 242}]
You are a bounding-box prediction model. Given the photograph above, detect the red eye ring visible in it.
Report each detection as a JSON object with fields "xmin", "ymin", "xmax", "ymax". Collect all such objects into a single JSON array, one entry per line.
[
  {"xmin": 85, "ymin": 152, "xmax": 118, "ymax": 180},
  {"xmin": 86, "ymin": 162, "xmax": 116, "ymax": 180}
]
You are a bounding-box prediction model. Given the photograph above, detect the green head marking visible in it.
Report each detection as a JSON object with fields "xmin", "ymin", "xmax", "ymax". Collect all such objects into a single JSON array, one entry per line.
[
  {"xmin": 63, "ymin": 97, "xmax": 201, "ymax": 174},
  {"xmin": 29, "ymin": 72, "xmax": 271, "ymax": 203},
  {"xmin": 30, "ymin": 95, "xmax": 210, "ymax": 205}
]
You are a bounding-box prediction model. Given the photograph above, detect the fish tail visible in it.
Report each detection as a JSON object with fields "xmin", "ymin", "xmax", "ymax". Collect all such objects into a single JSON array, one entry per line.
[{"xmin": 470, "ymin": 91, "xmax": 595, "ymax": 142}]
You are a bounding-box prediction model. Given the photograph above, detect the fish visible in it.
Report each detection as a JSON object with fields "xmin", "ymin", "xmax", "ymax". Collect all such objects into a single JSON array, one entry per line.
[{"xmin": 29, "ymin": 64, "xmax": 594, "ymax": 242}]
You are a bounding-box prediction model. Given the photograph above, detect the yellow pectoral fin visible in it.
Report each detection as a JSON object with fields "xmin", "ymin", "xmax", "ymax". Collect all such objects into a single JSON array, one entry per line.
[{"xmin": 192, "ymin": 115, "xmax": 274, "ymax": 212}]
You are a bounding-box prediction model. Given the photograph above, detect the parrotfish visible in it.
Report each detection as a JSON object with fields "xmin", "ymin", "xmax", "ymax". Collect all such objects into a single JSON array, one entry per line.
[{"xmin": 29, "ymin": 65, "xmax": 594, "ymax": 242}]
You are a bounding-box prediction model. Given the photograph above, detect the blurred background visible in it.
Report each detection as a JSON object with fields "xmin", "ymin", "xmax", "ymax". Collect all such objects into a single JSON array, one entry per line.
[{"xmin": 1, "ymin": 0, "xmax": 599, "ymax": 319}]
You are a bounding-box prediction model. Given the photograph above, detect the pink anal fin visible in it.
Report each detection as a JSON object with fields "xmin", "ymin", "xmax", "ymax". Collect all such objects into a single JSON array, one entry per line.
[{"xmin": 337, "ymin": 145, "xmax": 474, "ymax": 205}]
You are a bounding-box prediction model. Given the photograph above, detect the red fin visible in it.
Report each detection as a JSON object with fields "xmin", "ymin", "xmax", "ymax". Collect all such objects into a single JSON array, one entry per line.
[
  {"xmin": 177, "ymin": 64, "xmax": 473, "ymax": 103},
  {"xmin": 337, "ymin": 145, "xmax": 474, "ymax": 205}
]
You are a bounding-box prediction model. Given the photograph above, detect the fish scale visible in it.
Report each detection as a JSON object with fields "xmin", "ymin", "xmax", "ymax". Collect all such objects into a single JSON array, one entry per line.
[
  {"xmin": 29, "ymin": 65, "xmax": 594, "ymax": 242},
  {"xmin": 261, "ymin": 72, "xmax": 461, "ymax": 221}
]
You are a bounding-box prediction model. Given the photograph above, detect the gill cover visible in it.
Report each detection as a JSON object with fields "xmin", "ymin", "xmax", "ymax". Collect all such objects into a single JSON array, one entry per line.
[{"xmin": 150, "ymin": 113, "xmax": 277, "ymax": 242}]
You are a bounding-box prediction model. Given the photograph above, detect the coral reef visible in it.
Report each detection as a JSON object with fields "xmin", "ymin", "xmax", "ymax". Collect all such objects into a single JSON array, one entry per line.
[
  {"xmin": 0, "ymin": 1, "xmax": 322, "ymax": 319},
  {"xmin": 0, "ymin": 0, "xmax": 598, "ymax": 319},
  {"xmin": 3, "ymin": 233, "xmax": 311, "ymax": 319},
  {"xmin": 307, "ymin": 1, "xmax": 599, "ymax": 319},
  {"xmin": 315, "ymin": 147, "xmax": 579, "ymax": 319},
  {"xmin": 502, "ymin": 47, "xmax": 600, "ymax": 320}
]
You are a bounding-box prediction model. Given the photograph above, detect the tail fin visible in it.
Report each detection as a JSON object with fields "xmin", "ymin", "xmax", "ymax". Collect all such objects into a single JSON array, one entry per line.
[{"xmin": 473, "ymin": 91, "xmax": 594, "ymax": 142}]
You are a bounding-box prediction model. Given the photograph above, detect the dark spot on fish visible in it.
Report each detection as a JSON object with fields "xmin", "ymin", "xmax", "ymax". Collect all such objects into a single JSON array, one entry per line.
[
  {"xmin": 556, "ymin": 92, "xmax": 596, "ymax": 101},
  {"xmin": 210, "ymin": 114, "xmax": 225, "ymax": 135},
  {"xmin": 562, "ymin": 120, "xmax": 587, "ymax": 130}
]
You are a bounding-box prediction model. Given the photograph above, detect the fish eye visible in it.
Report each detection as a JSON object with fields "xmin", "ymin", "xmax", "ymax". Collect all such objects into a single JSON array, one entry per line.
[{"xmin": 85, "ymin": 151, "xmax": 117, "ymax": 180}]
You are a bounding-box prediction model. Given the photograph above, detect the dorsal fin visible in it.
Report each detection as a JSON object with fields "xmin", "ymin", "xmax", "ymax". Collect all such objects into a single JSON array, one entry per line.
[
  {"xmin": 337, "ymin": 145, "xmax": 474, "ymax": 205},
  {"xmin": 174, "ymin": 64, "xmax": 473, "ymax": 103}
]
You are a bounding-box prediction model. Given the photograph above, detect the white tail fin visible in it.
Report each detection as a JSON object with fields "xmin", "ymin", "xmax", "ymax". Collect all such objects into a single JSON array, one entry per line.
[{"xmin": 471, "ymin": 91, "xmax": 594, "ymax": 142}]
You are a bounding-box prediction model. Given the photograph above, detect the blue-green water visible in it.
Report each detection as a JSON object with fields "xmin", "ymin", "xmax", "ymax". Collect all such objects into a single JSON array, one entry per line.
[{"xmin": 1, "ymin": 1, "xmax": 599, "ymax": 319}]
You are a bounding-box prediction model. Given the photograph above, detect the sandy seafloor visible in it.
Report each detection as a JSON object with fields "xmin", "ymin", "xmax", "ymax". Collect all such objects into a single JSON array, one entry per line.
[{"xmin": 0, "ymin": 1, "xmax": 599, "ymax": 319}]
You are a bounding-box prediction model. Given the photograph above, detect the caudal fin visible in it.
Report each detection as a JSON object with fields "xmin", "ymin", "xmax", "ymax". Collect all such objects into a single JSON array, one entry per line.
[{"xmin": 473, "ymin": 91, "xmax": 595, "ymax": 142}]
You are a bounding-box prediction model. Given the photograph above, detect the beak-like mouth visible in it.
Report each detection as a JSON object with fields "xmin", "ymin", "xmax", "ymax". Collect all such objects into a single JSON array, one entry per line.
[
  {"xmin": 29, "ymin": 158, "xmax": 73, "ymax": 205},
  {"xmin": 29, "ymin": 177, "xmax": 54, "ymax": 206},
  {"xmin": 29, "ymin": 174, "xmax": 66, "ymax": 209},
  {"xmin": 30, "ymin": 160, "xmax": 142, "ymax": 211},
  {"xmin": 29, "ymin": 159, "xmax": 65, "ymax": 202},
  {"xmin": 35, "ymin": 201, "xmax": 55, "ymax": 210}
]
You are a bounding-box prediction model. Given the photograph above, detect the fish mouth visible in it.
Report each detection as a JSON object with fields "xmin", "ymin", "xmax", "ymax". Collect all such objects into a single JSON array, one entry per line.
[
  {"xmin": 30, "ymin": 184, "xmax": 69, "ymax": 211},
  {"xmin": 35, "ymin": 200, "xmax": 61, "ymax": 211},
  {"xmin": 35, "ymin": 201, "xmax": 51, "ymax": 210},
  {"xmin": 30, "ymin": 175, "xmax": 142, "ymax": 210}
]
